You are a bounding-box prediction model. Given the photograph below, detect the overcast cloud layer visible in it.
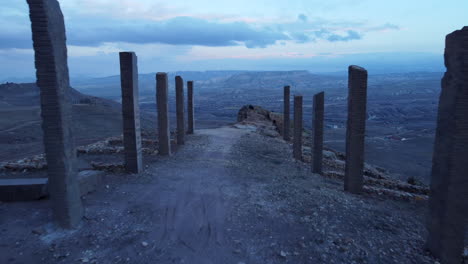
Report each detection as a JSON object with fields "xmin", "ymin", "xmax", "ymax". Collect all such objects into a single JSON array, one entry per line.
[
  {"xmin": 0, "ymin": 0, "xmax": 466, "ymax": 78},
  {"xmin": 0, "ymin": 12, "xmax": 398, "ymax": 49}
]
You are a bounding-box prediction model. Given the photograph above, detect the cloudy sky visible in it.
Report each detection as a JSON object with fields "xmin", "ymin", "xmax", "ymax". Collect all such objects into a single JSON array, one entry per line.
[{"xmin": 1, "ymin": 0, "xmax": 466, "ymax": 80}]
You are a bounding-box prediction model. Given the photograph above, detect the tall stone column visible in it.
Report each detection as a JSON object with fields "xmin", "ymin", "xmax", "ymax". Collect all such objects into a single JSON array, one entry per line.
[
  {"xmin": 156, "ymin": 73, "xmax": 171, "ymax": 155},
  {"xmin": 283, "ymin": 86, "xmax": 291, "ymax": 141},
  {"xmin": 344, "ymin": 65, "xmax": 368, "ymax": 194},
  {"xmin": 187, "ymin": 81, "xmax": 195, "ymax": 134},
  {"xmin": 27, "ymin": 0, "xmax": 83, "ymax": 228},
  {"xmin": 175, "ymin": 76, "xmax": 185, "ymax": 145},
  {"xmin": 293, "ymin": 95, "xmax": 303, "ymax": 160},
  {"xmin": 312, "ymin": 92, "xmax": 325, "ymax": 174},
  {"xmin": 426, "ymin": 27, "xmax": 468, "ymax": 264},
  {"xmin": 119, "ymin": 52, "xmax": 143, "ymax": 173}
]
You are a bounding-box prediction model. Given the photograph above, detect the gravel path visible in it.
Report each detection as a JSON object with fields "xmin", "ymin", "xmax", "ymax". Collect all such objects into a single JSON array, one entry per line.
[{"xmin": 0, "ymin": 126, "xmax": 436, "ymax": 264}]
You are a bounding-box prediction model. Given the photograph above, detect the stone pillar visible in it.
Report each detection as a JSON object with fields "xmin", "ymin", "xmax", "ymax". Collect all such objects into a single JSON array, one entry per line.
[
  {"xmin": 344, "ymin": 65, "xmax": 368, "ymax": 194},
  {"xmin": 426, "ymin": 27, "xmax": 468, "ymax": 264},
  {"xmin": 312, "ymin": 92, "xmax": 325, "ymax": 174},
  {"xmin": 119, "ymin": 52, "xmax": 142, "ymax": 173},
  {"xmin": 27, "ymin": 0, "xmax": 83, "ymax": 228},
  {"xmin": 187, "ymin": 81, "xmax": 195, "ymax": 134},
  {"xmin": 175, "ymin": 76, "xmax": 185, "ymax": 145},
  {"xmin": 293, "ymin": 95, "xmax": 303, "ymax": 160},
  {"xmin": 283, "ymin": 86, "xmax": 291, "ymax": 141},
  {"xmin": 156, "ymin": 73, "xmax": 171, "ymax": 155}
]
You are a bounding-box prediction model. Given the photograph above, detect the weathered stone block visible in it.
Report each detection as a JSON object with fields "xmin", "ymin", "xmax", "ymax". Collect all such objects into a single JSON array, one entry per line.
[
  {"xmin": 283, "ymin": 86, "xmax": 291, "ymax": 141},
  {"xmin": 426, "ymin": 26, "xmax": 468, "ymax": 264},
  {"xmin": 0, "ymin": 171, "xmax": 104, "ymax": 202},
  {"xmin": 27, "ymin": 0, "xmax": 83, "ymax": 228},
  {"xmin": 156, "ymin": 73, "xmax": 171, "ymax": 155},
  {"xmin": 175, "ymin": 76, "xmax": 185, "ymax": 145},
  {"xmin": 119, "ymin": 52, "xmax": 143, "ymax": 173},
  {"xmin": 187, "ymin": 81, "xmax": 195, "ymax": 134},
  {"xmin": 293, "ymin": 95, "xmax": 303, "ymax": 160},
  {"xmin": 78, "ymin": 170, "xmax": 104, "ymax": 195},
  {"xmin": 312, "ymin": 92, "xmax": 325, "ymax": 174},
  {"xmin": 0, "ymin": 178, "xmax": 48, "ymax": 202},
  {"xmin": 344, "ymin": 65, "xmax": 368, "ymax": 194}
]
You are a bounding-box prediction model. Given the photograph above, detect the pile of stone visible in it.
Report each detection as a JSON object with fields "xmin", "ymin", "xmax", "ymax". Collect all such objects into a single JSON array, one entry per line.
[
  {"xmin": 0, "ymin": 136, "xmax": 160, "ymax": 173},
  {"xmin": 313, "ymin": 149, "xmax": 428, "ymax": 201},
  {"xmin": 0, "ymin": 154, "xmax": 47, "ymax": 172},
  {"xmin": 77, "ymin": 136, "xmax": 159, "ymax": 155},
  {"xmin": 77, "ymin": 140, "xmax": 124, "ymax": 155},
  {"xmin": 90, "ymin": 162, "xmax": 125, "ymax": 172},
  {"xmin": 106, "ymin": 136, "xmax": 157, "ymax": 148}
]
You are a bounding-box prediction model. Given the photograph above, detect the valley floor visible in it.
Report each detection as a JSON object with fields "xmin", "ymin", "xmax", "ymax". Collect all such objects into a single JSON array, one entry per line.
[{"xmin": 0, "ymin": 127, "xmax": 435, "ymax": 264}]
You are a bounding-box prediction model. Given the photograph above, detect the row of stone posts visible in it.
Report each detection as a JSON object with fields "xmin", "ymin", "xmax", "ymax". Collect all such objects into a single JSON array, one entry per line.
[
  {"xmin": 285, "ymin": 65, "xmax": 367, "ymax": 191},
  {"xmin": 26, "ymin": 2, "xmax": 467, "ymax": 260},
  {"xmin": 284, "ymin": 87, "xmax": 325, "ymax": 174},
  {"xmin": 284, "ymin": 29, "xmax": 468, "ymax": 261},
  {"xmin": 156, "ymin": 73, "xmax": 195, "ymax": 156},
  {"xmin": 120, "ymin": 61, "xmax": 195, "ymax": 163},
  {"xmin": 27, "ymin": 0, "xmax": 197, "ymax": 228}
]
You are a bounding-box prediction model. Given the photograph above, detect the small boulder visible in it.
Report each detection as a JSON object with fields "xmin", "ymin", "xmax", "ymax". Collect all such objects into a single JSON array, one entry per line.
[{"xmin": 323, "ymin": 150, "xmax": 337, "ymax": 160}]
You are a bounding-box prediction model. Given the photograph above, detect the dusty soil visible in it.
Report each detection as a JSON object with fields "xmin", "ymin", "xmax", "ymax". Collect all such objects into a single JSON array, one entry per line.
[{"xmin": 0, "ymin": 126, "xmax": 438, "ymax": 263}]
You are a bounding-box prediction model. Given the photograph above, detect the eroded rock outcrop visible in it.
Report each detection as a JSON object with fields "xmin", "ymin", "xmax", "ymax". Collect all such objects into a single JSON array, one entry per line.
[{"xmin": 237, "ymin": 105, "xmax": 284, "ymax": 138}]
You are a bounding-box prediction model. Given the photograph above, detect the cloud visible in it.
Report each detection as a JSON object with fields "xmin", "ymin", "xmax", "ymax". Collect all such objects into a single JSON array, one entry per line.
[
  {"xmin": 0, "ymin": 16, "xmax": 32, "ymax": 49},
  {"xmin": 0, "ymin": 34, "xmax": 31, "ymax": 49},
  {"xmin": 326, "ymin": 30, "xmax": 362, "ymax": 42},
  {"xmin": 0, "ymin": 3, "xmax": 398, "ymax": 50},
  {"xmin": 290, "ymin": 32, "xmax": 311, "ymax": 43},
  {"xmin": 367, "ymin": 23, "xmax": 400, "ymax": 32},
  {"xmin": 77, "ymin": 17, "xmax": 290, "ymax": 48},
  {"xmin": 298, "ymin": 14, "xmax": 308, "ymax": 22},
  {"xmin": 0, "ymin": 16, "xmax": 290, "ymax": 49},
  {"xmin": 299, "ymin": 28, "xmax": 362, "ymax": 43}
]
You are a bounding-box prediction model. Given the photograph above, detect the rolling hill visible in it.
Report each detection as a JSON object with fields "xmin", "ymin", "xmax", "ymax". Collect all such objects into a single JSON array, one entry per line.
[{"xmin": 0, "ymin": 82, "xmax": 156, "ymax": 161}]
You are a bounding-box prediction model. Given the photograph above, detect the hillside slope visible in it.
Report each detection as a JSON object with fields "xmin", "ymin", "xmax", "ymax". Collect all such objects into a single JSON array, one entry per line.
[
  {"xmin": 0, "ymin": 82, "xmax": 156, "ymax": 161},
  {"xmin": 0, "ymin": 118, "xmax": 437, "ymax": 263}
]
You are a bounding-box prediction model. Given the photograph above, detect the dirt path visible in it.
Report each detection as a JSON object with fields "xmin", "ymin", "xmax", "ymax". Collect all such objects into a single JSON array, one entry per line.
[
  {"xmin": 0, "ymin": 126, "xmax": 436, "ymax": 264},
  {"xmin": 0, "ymin": 127, "xmax": 251, "ymax": 263},
  {"xmin": 120, "ymin": 127, "xmax": 247, "ymax": 263}
]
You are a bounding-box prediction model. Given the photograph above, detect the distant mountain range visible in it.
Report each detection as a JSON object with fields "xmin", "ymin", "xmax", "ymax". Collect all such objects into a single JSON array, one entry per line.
[{"xmin": 67, "ymin": 70, "xmax": 443, "ymax": 100}]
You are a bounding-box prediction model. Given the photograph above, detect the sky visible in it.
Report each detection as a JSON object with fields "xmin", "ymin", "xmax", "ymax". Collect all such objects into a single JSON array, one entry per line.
[{"xmin": 0, "ymin": 0, "xmax": 466, "ymax": 80}]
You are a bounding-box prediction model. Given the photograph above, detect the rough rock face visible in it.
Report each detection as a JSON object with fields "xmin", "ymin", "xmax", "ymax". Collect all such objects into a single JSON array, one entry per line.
[
  {"xmin": 426, "ymin": 26, "xmax": 468, "ymax": 264},
  {"xmin": 237, "ymin": 105, "xmax": 271, "ymax": 123},
  {"xmin": 237, "ymin": 105, "xmax": 284, "ymax": 131},
  {"xmin": 237, "ymin": 105, "xmax": 285, "ymax": 137}
]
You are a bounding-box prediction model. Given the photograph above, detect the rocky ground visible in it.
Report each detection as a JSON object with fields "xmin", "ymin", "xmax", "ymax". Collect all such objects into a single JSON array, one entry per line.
[{"xmin": 4, "ymin": 104, "xmax": 462, "ymax": 263}]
